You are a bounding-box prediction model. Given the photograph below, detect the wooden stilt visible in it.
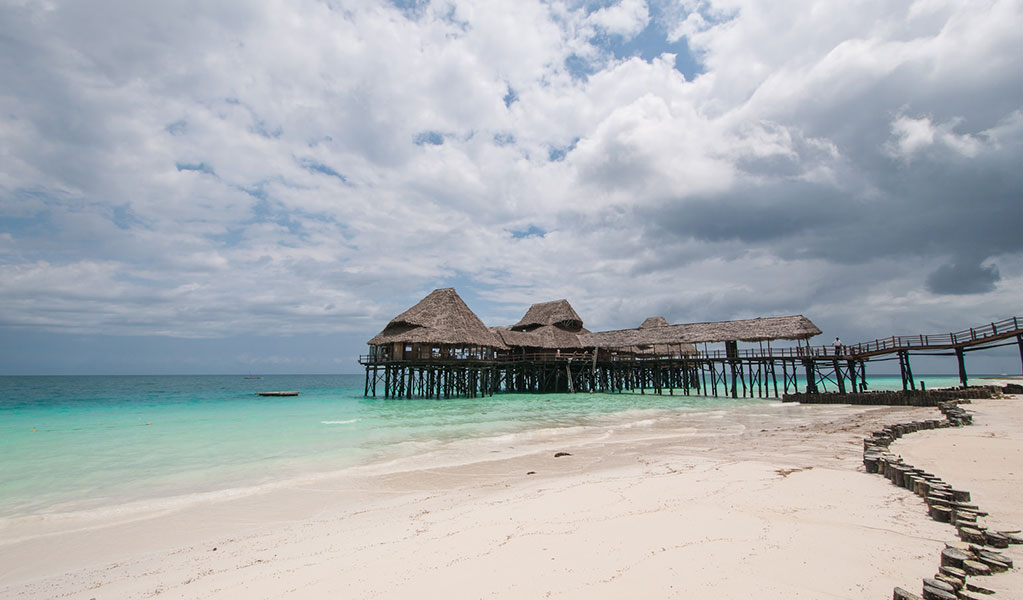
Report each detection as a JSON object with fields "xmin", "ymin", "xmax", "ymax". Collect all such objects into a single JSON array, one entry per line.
[{"xmin": 956, "ymin": 347, "xmax": 968, "ymax": 387}]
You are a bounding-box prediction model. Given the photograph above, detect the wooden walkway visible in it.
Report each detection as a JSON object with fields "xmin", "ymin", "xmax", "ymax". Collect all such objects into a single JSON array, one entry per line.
[{"xmin": 360, "ymin": 316, "xmax": 1022, "ymax": 399}]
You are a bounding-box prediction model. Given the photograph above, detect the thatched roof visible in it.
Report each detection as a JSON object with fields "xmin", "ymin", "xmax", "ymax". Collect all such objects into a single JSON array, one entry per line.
[
  {"xmin": 492, "ymin": 324, "xmax": 590, "ymax": 350},
  {"xmin": 641, "ymin": 316, "xmax": 669, "ymax": 329},
  {"xmin": 513, "ymin": 299, "xmax": 584, "ymax": 331},
  {"xmin": 579, "ymin": 315, "xmax": 821, "ymax": 348},
  {"xmin": 368, "ymin": 288, "xmax": 505, "ymax": 348}
]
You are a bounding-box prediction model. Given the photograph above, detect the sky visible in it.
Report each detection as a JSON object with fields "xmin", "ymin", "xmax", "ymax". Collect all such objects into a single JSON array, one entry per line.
[{"xmin": 1, "ymin": 0, "xmax": 1021, "ymax": 376}]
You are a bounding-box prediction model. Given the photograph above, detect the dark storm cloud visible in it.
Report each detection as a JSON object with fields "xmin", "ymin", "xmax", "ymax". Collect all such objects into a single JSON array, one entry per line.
[{"xmin": 926, "ymin": 259, "xmax": 1001, "ymax": 295}]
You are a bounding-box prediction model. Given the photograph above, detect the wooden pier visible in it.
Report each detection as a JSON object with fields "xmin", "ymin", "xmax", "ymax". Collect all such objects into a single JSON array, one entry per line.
[
  {"xmin": 361, "ymin": 350, "xmax": 874, "ymax": 400},
  {"xmin": 359, "ymin": 289, "xmax": 1021, "ymax": 400}
]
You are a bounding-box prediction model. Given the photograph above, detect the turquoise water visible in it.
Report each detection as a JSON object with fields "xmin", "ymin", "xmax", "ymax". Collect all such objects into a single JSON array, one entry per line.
[{"xmin": 0, "ymin": 373, "xmax": 968, "ymax": 522}]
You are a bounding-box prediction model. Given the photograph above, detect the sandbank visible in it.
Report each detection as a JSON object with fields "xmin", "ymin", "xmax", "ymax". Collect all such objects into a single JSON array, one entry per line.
[{"xmin": 1, "ymin": 396, "xmax": 1020, "ymax": 599}]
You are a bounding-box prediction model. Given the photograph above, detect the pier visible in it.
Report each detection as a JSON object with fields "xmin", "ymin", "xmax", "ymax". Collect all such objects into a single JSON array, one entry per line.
[{"xmin": 359, "ymin": 289, "xmax": 1021, "ymax": 399}]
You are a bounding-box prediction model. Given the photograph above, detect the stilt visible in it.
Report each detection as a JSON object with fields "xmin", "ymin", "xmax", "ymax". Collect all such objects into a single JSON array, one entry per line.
[
  {"xmin": 803, "ymin": 359, "xmax": 817, "ymax": 393},
  {"xmin": 898, "ymin": 351, "xmax": 915, "ymax": 391},
  {"xmin": 1017, "ymin": 333, "xmax": 1023, "ymax": 374},
  {"xmin": 833, "ymin": 358, "xmax": 846, "ymax": 394},
  {"xmin": 956, "ymin": 347, "xmax": 968, "ymax": 387}
]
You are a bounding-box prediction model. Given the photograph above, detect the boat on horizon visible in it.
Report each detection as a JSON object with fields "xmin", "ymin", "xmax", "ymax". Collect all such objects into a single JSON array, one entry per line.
[{"xmin": 257, "ymin": 391, "xmax": 299, "ymax": 397}]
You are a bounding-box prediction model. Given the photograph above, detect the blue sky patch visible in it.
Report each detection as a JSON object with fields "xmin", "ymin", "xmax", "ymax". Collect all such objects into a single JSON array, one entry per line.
[
  {"xmin": 175, "ymin": 162, "xmax": 216, "ymax": 176},
  {"xmin": 548, "ymin": 138, "xmax": 579, "ymax": 162},
  {"xmin": 593, "ymin": 6, "xmax": 704, "ymax": 79},
  {"xmin": 510, "ymin": 224, "xmax": 547, "ymax": 239},
  {"xmin": 165, "ymin": 120, "xmax": 187, "ymax": 135},
  {"xmin": 299, "ymin": 158, "xmax": 349, "ymax": 184},
  {"xmin": 503, "ymin": 86, "xmax": 518, "ymax": 108},
  {"xmin": 493, "ymin": 132, "xmax": 515, "ymax": 146},
  {"xmin": 564, "ymin": 54, "xmax": 596, "ymax": 81},
  {"xmin": 414, "ymin": 131, "xmax": 445, "ymax": 146}
]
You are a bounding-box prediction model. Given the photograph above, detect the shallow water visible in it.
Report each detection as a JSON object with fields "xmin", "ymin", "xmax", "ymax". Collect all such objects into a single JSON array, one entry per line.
[{"xmin": 0, "ymin": 373, "xmax": 966, "ymax": 522}]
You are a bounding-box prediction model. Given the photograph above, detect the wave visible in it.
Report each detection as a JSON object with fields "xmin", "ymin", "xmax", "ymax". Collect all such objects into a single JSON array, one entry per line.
[{"xmin": 321, "ymin": 419, "xmax": 360, "ymax": 425}]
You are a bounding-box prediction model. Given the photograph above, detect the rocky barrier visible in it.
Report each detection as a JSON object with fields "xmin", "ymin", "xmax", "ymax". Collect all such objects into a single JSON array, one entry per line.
[
  {"xmin": 862, "ymin": 400, "xmax": 1020, "ymax": 600},
  {"xmin": 783, "ymin": 386, "xmax": 1002, "ymax": 406}
]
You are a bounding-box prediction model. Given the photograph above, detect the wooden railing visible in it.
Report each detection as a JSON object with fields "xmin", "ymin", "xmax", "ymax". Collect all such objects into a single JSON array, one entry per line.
[{"xmin": 841, "ymin": 316, "xmax": 1021, "ymax": 356}]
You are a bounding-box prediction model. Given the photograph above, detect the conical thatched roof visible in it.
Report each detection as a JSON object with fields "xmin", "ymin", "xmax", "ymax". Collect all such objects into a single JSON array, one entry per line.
[
  {"xmin": 641, "ymin": 316, "xmax": 669, "ymax": 329},
  {"xmin": 579, "ymin": 315, "xmax": 821, "ymax": 348},
  {"xmin": 512, "ymin": 299, "xmax": 583, "ymax": 331},
  {"xmin": 367, "ymin": 288, "xmax": 505, "ymax": 348}
]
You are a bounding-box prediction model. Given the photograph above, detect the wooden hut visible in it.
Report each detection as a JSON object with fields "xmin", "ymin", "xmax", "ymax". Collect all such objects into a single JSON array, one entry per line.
[
  {"xmin": 366, "ymin": 288, "xmax": 505, "ymax": 362},
  {"xmin": 493, "ymin": 299, "xmax": 590, "ymax": 359}
]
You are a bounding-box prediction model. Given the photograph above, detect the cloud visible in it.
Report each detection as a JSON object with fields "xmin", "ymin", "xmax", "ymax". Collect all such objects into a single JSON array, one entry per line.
[
  {"xmin": 0, "ymin": 0, "xmax": 1020, "ymax": 373},
  {"xmin": 587, "ymin": 0, "xmax": 650, "ymax": 39},
  {"xmin": 926, "ymin": 259, "xmax": 1002, "ymax": 295}
]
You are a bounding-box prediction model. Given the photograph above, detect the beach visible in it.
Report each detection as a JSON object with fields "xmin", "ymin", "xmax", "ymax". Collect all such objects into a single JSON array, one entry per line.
[{"xmin": 3, "ymin": 387, "xmax": 1020, "ymax": 599}]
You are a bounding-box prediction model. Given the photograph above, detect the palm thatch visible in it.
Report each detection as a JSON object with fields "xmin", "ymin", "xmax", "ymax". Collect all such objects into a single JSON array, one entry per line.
[
  {"xmin": 492, "ymin": 324, "xmax": 590, "ymax": 349},
  {"xmin": 580, "ymin": 315, "xmax": 821, "ymax": 348},
  {"xmin": 641, "ymin": 316, "xmax": 669, "ymax": 329},
  {"xmin": 513, "ymin": 299, "xmax": 584, "ymax": 331},
  {"xmin": 368, "ymin": 288, "xmax": 505, "ymax": 348}
]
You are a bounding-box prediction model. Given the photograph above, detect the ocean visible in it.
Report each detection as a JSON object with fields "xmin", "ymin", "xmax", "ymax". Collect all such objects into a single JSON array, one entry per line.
[{"xmin": 0, "ymin": 373, "xmax": 968, "ymax": 525}]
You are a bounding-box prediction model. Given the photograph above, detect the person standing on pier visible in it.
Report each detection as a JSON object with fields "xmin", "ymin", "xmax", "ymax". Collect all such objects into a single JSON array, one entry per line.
[{"xmin": 833, "ymin": 337, "xmax": 843, "ymax": 356}]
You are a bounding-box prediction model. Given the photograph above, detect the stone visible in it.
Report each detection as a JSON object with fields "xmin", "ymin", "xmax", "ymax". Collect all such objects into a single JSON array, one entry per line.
[
  {"xmin": 932, "ymin": 573, "xmax": 962, "ymax": 591},
  {"xmin": 941, "ymin": 547, "xmax": 970, "ymax": 568},
  {"xmin": 951, "ymin": 489, "xmax": 971, "ymax": 502},
  {"xmin": 958, "ymin": 526, "xmax": 987, "ymax": 544},
  {"xmin": 978, "ymin": 549, "xmax": 1013, "ymax": 568},
  {"xmin": 922, "ymin": 578, "xmax": 955, "ymax": 593},
  {"xmin": 553, "ymin": 452, "xmax": 572, "ymax": 458},
  {"xmin": 982, "ymin": 531, "xmax": 1009, "ymax": 548},
  {"xmin": 892, "ymin": 587, "xmax": 923, "ymax": 600},
  {"xmin": 962, "ymin": 559, "xmax": 992, "ymax": 576},
  {"xmin": 965, "ymin": 582, "xmax": 996, "ymax": 594},
  {"xmin": 976, "ymin": 554, "xmax": 1009, "ymax": 573},
  {"xmin": 929, "ymin": 505, "xmax": 952, "ymax": 522},
  {"xmin": 921, "ymin": 586, "xmax": 956, "ymax": 600},
  {"xmin": 938, "ymin": 565, "xmax": 967, "ymax": 581}
]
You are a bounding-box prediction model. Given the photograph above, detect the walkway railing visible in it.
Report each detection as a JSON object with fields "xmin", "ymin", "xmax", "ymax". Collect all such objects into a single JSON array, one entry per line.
[{"xmin": 841, "ymin": 316, "xmax": 1021, "ymax": 357}]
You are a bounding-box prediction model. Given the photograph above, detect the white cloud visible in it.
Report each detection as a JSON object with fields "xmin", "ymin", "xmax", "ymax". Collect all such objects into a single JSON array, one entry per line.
[
  {"xmin": 0, "ymin": 0, "xmax": 1020, "ymax": 371},
  {"xmin": 586, "ymin": 0, "xmax": 650, "ymax": 39}
]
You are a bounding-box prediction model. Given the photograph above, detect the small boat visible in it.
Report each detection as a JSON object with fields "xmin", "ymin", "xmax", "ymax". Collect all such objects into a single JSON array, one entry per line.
[
  {"xmin": 244, "ymin": 376, "xmax": 262, "ymax": 380},
  {"xmin": 257, "ymin": 391, "xmax": 300, "ymax": 397}
]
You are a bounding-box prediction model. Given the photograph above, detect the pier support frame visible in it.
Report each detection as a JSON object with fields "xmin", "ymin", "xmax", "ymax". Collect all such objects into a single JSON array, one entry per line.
[{"xmin": 956, "ymin": 347, "xmax": 968, "ymax": 387}]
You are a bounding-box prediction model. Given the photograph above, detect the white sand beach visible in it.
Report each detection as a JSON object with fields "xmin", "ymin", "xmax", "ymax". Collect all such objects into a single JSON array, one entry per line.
[{"xmin": 2, "ymin": 396, "xmax": 1021, "ymax": 599}]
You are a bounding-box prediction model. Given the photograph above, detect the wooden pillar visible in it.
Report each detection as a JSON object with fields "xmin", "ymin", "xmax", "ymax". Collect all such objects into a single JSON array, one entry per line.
[
  {"xmin": 956, "ymin": 347, "xmax": 968, "ymax": 387},
  {"xmin": 833, "ymin": 357, "xmax": 846, "ymax": 394},
  {"xmin": 803, "ymin": 359, "xmax": 817, "ymax": 393},
  {"xmin": 846, "ymin": 359, "xmax": 857, "ymax": 394},
  {"xmin": 1017, "ymin": 334, "xmax": 1023, "ymax": 374},
  {"xmin": 898, "ymin": 351, "xmax": 915, "ymax": 391}
]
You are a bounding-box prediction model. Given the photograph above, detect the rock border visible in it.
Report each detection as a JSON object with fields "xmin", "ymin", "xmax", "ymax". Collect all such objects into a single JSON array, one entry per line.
[
  {"xmin": 863, "ymin": 397, "xmax": 1020, "ymax": 600},
  {"xmin": 785, "ymin": 385, "xmax": 1002, "ymax": 406}
]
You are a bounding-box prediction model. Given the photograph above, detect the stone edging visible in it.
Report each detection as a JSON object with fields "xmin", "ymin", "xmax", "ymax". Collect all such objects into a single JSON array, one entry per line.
[
  {"xmin": 784, "ymin": 386, "xmax": 1002, "ymax": 406},
  {"xmin": 862, "ymin": 400, "xmax": 1020, "ymax": 600}
]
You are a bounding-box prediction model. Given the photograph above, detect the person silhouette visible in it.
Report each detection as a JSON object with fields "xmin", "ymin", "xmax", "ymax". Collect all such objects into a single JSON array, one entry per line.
[{"xmin": 833, "ymin": 337, "xmax": 842, "ymax": 356}]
